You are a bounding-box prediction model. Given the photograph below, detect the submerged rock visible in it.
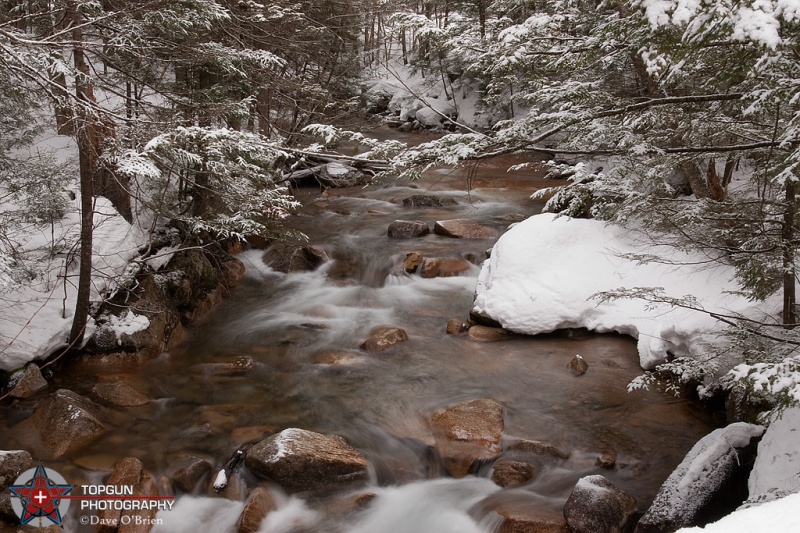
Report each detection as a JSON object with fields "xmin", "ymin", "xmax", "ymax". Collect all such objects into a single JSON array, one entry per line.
[
  {"xmin": 360, "ymin": 326, "xmax": 409, "ymax": 353},
  {"xmin": 388, "ymin": 220, "xmax": 430, "ymax": 239},
  {"xmin": 168, "ymin": 455, "xmax": 213, "ymax": 493},
  {"xmin": 497, "ymin": 505, "xmax": 569, "ymax": 533},
  {"xmin": 568, "ymin": 355, "xmax": 589, "ymax": 376},
  {"xmin": 635, "ymin": 422, "xmax": 764, "ymax": 533},
  {"xmin": 506, "ymin": 439, "xmax": 570, "ymax": 460},
  {"xmin": 563, "ymin": 475, "xmax": 637, "ymax": 533},
  {"xmin": 491, "ymin": 459, "xmax": 535, "ymax": 488},
  {"xmin": 91, "ymin": 381, "xmax": 150, "ymax": 407},
  {"xmin": 434, "ymin": 219, "xmax": 498, "ymax": 239},
  {"xmin": 431, "ymin": 399, "xmax": 504, "ymax": 477},
  {"xmin": 244, "ymin": 428, "xmax": 369, "ymax": 494},
  {"xmin": 402, "ymin": 195, "xmax": 458, "ymax": 208}
]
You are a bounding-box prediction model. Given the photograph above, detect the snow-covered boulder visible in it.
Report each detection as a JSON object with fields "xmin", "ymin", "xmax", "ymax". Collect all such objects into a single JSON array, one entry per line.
[
  {"xmin": 635, "ymin": 423, "xmax": 764, "ymax": 533},
  {"xmin": 742, "ymin": 407, "xmax": 800, "ymax": 508},
  {"xmin": 564, "ymin": 475, "xmax": 637, "ymax": 533},
  {"xmin": 415, "ymin": 100, "xmax": 457, "ymax": 128},
  {"xmin": 472, "ymin": 213, "xmax": 770, "ymax": 369}
]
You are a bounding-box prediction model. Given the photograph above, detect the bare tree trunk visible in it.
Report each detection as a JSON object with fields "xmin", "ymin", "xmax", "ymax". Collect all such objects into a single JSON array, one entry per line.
[
  {"xmin": 68, "ymin": 3, "xmax": 93, "ymax": 346},
  {"xmin": 783, "ymin": 180, "xmax": 796, "ymax": 327},
  {"xmin": 679, "ymin": 160, "xmax": 711, "ymax": 199}
]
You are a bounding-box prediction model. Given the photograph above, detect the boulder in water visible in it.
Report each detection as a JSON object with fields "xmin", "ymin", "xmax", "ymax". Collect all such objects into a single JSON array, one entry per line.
[
  {"xmin": 402, "ymin": 195, "xmax": 457, "ymax": 208},
  {"xmin": 264, "ymin": 243, "xmax": 329, "ymax": 273},
  {"xmin": 434, "ymin": 219, "xmax": 498, "ymax": 239},
  {"xmin": 360, "ymin": 326, "xmax": 409, "ymax": 353},
  {"xmin": 491, "ymin": 459, "xmax": 535, "ymax": 488},
  {"xmin": 563, "ymin": 475, "xmax": 637, "ymax": 533},
  {"xmin": 7, "ymin": 363, "xmax": 47, "ymax": 399},
  {"xmin": 388, "ymin": 220, "xmax": 430, "ymax": 239},
  {"xmin": 318, "ymin": 163, "xmax": 368, "ymax": 188},
  {"xmin": 430, "ymin": 399, "xmax": 504, "ymax": 477},
  {"xmin": 420, "ymin": 257, "xmax": 472, "ymax": 278},
  {"xmin": 634, "ymin": 422, "xmax": 764, "ymax": 533},
  {"xmin": 237, "ymin": 486, "xmax": 277, "ymax": 533},
  {"xmin": 91, "ymin": 381, "xmax": 150, "ymax": 407},
  {"xmin": 244, "ymin": 428, "xmax": 369, "ymax": 494}
]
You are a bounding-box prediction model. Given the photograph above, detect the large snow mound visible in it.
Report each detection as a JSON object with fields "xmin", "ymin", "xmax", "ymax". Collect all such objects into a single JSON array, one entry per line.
[
  {"xmin": 743, "ymin": 407, "xmax": 800, "ymax": 508},
  {"xmin": 473, "ymin": 213, "xmax": 773, "ymax": 369}
]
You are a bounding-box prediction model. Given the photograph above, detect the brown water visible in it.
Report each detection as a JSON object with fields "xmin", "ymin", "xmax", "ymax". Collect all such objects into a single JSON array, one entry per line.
[{"xmin": 0, "ymin": 129, "xmax": 714, "ymax": 532}]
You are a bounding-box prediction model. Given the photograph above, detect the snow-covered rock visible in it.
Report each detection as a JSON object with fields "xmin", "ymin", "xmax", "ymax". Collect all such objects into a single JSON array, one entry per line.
[
  {"xmin": 742, "ymin": 407, "xmax": 800, "ymax": 508},
  {"xmin": 635, "ymin": 423, "xmax": 765, "ymax": 533},
  {"xmin": 473, "ymin": 213, "xmax": 771, "ymax": 369}
]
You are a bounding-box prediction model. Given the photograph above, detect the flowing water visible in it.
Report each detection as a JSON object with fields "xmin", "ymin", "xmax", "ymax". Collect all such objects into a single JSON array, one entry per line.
[{"xmin": 0, "ymin": 128, "xmax": 715, "ymax": 532}]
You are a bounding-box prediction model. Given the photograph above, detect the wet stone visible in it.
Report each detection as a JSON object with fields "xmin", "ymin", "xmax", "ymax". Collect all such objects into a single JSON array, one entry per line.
[
  {"xmin": 420, "ymin": 257, "xmax": 472, "ymax": 278},
  {"xmin": 313, "ymin": 351, "xmax": 360, "ymax": 364},
  {"xmin": 433, "ymin": 219, "xmax": 498, "ymax": 239},
  {"xmin": 92, "ymin": 381, "xmax": 150, "ymax": 407},
  {"xmin": 387, "ymin": 220, "xmax": 430, "ymax": 239},
  {"xmin": 190, "ymin": 356, "xmax": 257, "ymax": 377},
  {"xmin": 27, "ymin": 389, "xmax": 107, "ymax": 459},
  {"xmin": 168, "ymin": 455, "xmax": 213, "ymax": 493},
  {"xmin": 238, "ymin": 487, "xmax": 277, "ymax": 533},
  {"xmin": 402, "ymin": 195, "xmax": 458, "ymax": 208},
  {"xmin": 99, "ymin": 457, "xmax": 159, "ymax": 533},
  {"xmin": 431, "ymin": 399, "xmax": 504, "ymax": 478},
  {"xmin": 468, "ymin": 325, "xmax": 514, "ymax": 341},
  {"xmin": 265, "ymin": 243, "xmax": 329, "ymax": 273},
  {"xmin": 597, "ymin": 449, "xmax": 617, "ymax": 469},
  {"xmin": 491, "ymin": 459, "xmax": 535, "ymax": 488},
  {"xmin": 446, "ymin": 319, "xmax": 470, "ymax": 335},
  {"xmin": 568, "ymin": 355, "xmax": 589, "ymax": 376},
  {"xmin": 497, "ymin": 506, "xmax": 569, "ymax": 533},
  {"xmin": 360, "ymin": 326, "xmax": 409, "ymax": 353},
  {"xmin": 8, "ymin": 364, "xmax": 48, "ymax": 399},
  {"xmin": 403, "ymin": 252, "xmax": 424, "ymax": 273},
  {"xmin": 244, "ymin": 428, "xmax": 369, "ymax": 494},
  {"xmin": 506, "ymin": 439, "xmax": 570, "ymax": 461},
  {"xmin": 0, "ymin": 450, "xmax": 33, "ymax": 487}
]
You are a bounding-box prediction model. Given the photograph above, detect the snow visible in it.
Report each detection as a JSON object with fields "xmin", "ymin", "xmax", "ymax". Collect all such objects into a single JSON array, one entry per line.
[
  {"xmin": 743, "ymin": 407, "xmax": 800, "ymax": 507},
  {"xmin": 105, "ymin": 310, "xmax": 151, "ymax": 342},
  {"xmin": 212, "ymin": 469, "xmax": 227, "ymax": 491},
  {"xmin": 472, "ymin": 213, "xmax": 775, "ymax": 369},
  {"xmin": 0, "ymin": 193, "xmax": 147, "ymax": 371},
  {"xmin": 675, "ymin": 492, "xmax": 800, "ymax": 533}
]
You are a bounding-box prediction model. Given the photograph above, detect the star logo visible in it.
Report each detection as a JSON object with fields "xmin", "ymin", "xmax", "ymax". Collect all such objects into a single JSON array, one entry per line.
[{"xmin": 8, "ymin": 465, "xmax": 73, "ymax": 526}]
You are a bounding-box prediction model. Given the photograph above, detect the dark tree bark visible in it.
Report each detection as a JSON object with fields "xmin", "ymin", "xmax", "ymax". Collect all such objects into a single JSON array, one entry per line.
[{"xmin": 783, "ymin": 180, "xmax": 796, "ymax": 328}]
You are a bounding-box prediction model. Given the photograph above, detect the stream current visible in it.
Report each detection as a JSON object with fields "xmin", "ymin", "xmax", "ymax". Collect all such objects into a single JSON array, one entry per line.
[{"xmin": 1, "ymin": 128, "xmax": 715, "ymax": 532}]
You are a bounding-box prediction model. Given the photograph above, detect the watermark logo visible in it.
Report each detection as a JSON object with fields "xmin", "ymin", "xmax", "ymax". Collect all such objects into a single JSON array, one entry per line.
[
  {"xmin": 8, "ymin": 464, "xmax": 175, "ymax": 528},
  {"xmin": 8, "ymin": 465, "xmax": 72, "ymax": 527}
]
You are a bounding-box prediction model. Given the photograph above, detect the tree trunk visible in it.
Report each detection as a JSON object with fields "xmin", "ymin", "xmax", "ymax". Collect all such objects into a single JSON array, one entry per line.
[
  {"xmin": 679, "ymin": 160, "xmax": 711, "ymax": 199},
  {"xmin": 783, "ymin": 180, "xmax": 796, "ymax": 328},
  {"xmin": 68, "ymin": 3, "xmax": 94, "ymax": 346}
]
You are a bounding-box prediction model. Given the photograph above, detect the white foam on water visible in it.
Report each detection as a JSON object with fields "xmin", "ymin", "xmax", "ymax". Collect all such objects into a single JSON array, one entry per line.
[{"xmin": 153, "ymin": 496, "xmax": 243, "ymax": 533}]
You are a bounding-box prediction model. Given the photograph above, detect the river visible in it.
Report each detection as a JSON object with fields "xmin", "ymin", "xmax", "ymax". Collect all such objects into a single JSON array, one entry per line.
[{"xmin": 0, "ymin": 128, "xmax": 715, "ymax": 532}]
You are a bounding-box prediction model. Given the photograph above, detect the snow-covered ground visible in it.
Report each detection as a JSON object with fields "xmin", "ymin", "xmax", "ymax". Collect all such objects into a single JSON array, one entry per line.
[
  {"xmin": 473, "ymin": 213, "xmax": 777, "ymax": 370},
  {"xmin": 0, "ymin": 133, "xmax": 148, "ymax": 371},
  {"xmin": 676, "ymin": 492, "xmax": 800, "ymax": 533}
]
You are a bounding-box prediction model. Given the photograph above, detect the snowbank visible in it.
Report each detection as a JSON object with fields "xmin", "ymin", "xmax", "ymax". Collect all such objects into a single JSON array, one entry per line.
[
  {"xmin": 743, "ymin": 407, "xmax": 800, "ymax": 508},
  {"xmin": 0, "ymin": 195, "xmax": 147, "ymax": 371},
  {"xmin": 473, "ymin": 213, "xmax": 774, "ymax": 369},
  {"xmin": 675, "ymin": 491, "xmax": 800, "ymax": 533}
]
